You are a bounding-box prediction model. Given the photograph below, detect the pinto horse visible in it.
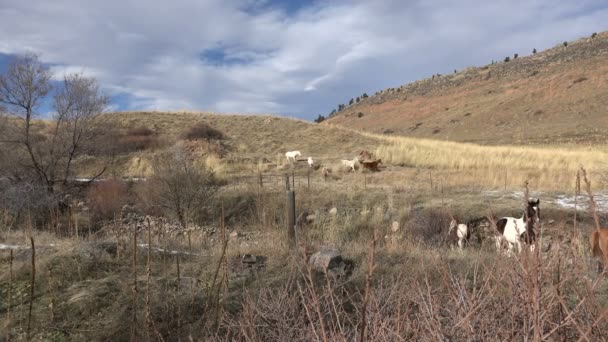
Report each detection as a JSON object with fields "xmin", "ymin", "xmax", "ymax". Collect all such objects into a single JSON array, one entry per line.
[
  {"xmin": 495, "ymin": 198, "xmax": 540, "ymax": 255},
  {"xmin": 448, "ymin": 218, "xmax": 470, "ymax": 250}
]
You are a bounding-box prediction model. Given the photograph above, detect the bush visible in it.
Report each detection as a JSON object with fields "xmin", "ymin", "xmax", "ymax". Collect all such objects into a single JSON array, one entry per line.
[
  {"xmin": 405, "ymin": 208, "xmax": 451, "ymax": 246},
  {"xmin": 181, "ymin": 122, "xmax": 224, "ymax": 141},
  {"xmin": 87, "ymin": 179, "xmax": 128, "ymax": 222},
  {"xmin": 314, "ymin": 115, "xmax": 326, "ymax": 123},
  {"xmin": 533, "ymin": 48, "xmax": 537, "ymax": 54},
  {"xmin": 357, "ymin": 112, "xmax": 364, "ymax": 118},
  {"xmin": 504, "ymin": 56, "xmax": 510, "ymax": 62},
  {"xmin": 126, "ymin": 127, "xmax": 154, "ymax": 136},
  {"xmin": 591, "ymin": 32, "xmax": 597, "ymax": 38},
  {"xmin": 513, "ymin": 53, "xmax": 518, "ymax": 59},
  {"xmin": 563, "ymin": 41, "xmax": 568, "ymax": 47}
]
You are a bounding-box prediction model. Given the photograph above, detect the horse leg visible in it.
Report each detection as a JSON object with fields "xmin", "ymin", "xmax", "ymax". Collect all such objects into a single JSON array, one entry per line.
[
  {"xmin": 494, "ymin": 236, "xmax": 503, "ymax": 253},
  {"xmin": 511, "ymin": 240, "xmax": 519, "ymax": 254},
  {"xmin": 458, "ymin": 238, "xmax": 463, "ymax": 250}
]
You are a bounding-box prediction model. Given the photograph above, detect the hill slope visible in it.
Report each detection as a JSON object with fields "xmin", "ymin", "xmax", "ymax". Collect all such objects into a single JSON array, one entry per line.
[
  {"xmin": 102, "ymin": 111, "xmax": 380, "ymax": 159},
  {"xmin": 324, "ymin": 32, "xmax": 608, "ymax": 145}
]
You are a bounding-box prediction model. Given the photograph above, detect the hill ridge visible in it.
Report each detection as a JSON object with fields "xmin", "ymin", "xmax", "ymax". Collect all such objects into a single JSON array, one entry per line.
[{"xmin": 324, "ymin": 31, "xmax": 608, "ymax": 145}]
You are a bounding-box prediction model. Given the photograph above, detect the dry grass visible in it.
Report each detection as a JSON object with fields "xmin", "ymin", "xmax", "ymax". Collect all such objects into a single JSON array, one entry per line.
[
  {"xmin": 326, "ymin": 32, "xmax": 608, "ymax": 146},
  {"xmin": 1, "ymin": 168, "xmax": 607, "ymax": 340},
  {"xmin": 369, "ymin": 133, "xmax": 607, "ymax": 191}
]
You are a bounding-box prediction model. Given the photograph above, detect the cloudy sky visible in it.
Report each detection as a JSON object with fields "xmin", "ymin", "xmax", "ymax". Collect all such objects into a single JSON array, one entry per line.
[{"xmin": 0, "ymin": 0, "xmax": 606, "ymax": 120}]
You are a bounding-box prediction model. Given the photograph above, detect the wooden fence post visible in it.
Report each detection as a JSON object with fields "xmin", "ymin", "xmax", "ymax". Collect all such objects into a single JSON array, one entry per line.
[
  {"xmin": 285, "ymin": 174, "xmax": 296, "ymax": 247},
  {"xmin": 307, "ymin": 167, "xmax": 310, "ymax": 190}
]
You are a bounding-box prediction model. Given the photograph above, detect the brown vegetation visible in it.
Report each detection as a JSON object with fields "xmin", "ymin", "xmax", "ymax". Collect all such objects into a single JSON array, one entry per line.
[{"xmin": 325, "ymin": 31, "xmax": 608, "ymax": 145}]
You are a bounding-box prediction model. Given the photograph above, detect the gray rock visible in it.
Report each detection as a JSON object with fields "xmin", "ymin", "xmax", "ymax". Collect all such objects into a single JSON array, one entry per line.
[{"xmin": 308, "ymin": 247, "xmax": 354, "ymax": 278}]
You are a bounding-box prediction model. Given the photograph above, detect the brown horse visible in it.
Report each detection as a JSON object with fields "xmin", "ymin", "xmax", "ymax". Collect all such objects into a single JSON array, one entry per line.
[
  {"xmin": 361, "ymin": 159, "xmax": 382, "ymax": 172},
  {"xmin": 590, "ymin": 229, "xmax": 608, "ymax": 268}
]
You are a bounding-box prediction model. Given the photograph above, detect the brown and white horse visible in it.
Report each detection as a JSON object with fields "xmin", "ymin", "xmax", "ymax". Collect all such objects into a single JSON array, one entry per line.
[
  {"xmin": 494, "ymin": 199, "xmax": 540, "ymax": 255},
  {"xmin": 448, "ymin": 218, "xmax": 471, "ymax": 250}
]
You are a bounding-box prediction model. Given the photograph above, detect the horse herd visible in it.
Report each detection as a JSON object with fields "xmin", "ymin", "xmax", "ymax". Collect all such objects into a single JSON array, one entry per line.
[
  {"xmin": 285, "ymin": 149, "xmax": 608, "ymax": 267},
  {"xmin": 449, "ymin": 198, "xmax": 540, "ymax": 256},
  {"xmin": 450, "ymin": 198, "xmax": 608, "ymax": 268},
  {"xmin": 284, "ymin": 150, "xmax": 383, "ymax": 173}
]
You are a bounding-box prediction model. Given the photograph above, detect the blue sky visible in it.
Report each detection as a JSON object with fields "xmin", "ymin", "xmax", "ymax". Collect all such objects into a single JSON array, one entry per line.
[{"xmin": 0, "ymin": 0, "xmax": 607, "ymax": 120}]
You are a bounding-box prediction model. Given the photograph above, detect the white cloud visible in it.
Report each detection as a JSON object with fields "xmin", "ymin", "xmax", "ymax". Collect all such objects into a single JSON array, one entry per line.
[{"xmin": 0, "ymin": 0, "xmax": 606, "ymax": 119}]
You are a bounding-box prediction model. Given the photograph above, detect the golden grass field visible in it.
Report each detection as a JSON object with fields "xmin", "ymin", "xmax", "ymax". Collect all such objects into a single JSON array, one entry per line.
[{"xmin": 92, "ymin": 111, "xmax": 608, "ymax": 192}]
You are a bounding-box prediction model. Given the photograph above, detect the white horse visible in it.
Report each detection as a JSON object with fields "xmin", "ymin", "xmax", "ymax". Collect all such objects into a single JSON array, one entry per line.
[
  {"xmin": 285, "ymin": 151, "xmax": 301, "ymax": 163},
  {"xmin": 307, "ymin": 157, "xmax": 314, "ymax": 168},
  {"xmin": 341, "ymin": 159, "xmax": 357, "ymax": 172},
  {"xmin": 448, "ymin": 219, "xmax": 470, "ymax": 250},
  {"xmin": 495, "ymin": 199, "xmax": 540, "ymax": 255}
]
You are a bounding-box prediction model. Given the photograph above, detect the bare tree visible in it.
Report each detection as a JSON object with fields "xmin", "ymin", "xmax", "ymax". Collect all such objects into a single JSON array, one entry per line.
[
  {"xmin": 0, "ymin": 54, "xmax": 109, "ymax": 193},
  {"xmin": 52, "ymin": 73, "xmax": 109, "ymax": 185},
  {"xmin": 0, "ymin": 53, "xmax": 52, "ymax": 188},
  {"xmin": 146, "ymin": 150, "xmax": 219, "ymax": 228}
]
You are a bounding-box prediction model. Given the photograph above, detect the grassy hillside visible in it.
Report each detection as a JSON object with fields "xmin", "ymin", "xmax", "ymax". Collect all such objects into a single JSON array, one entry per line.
[
  {"xmin": 101, "ymin": 111, "xmax": 380, "ymax": 160},
  {"xmin": 324, "ymin": 31, "xmax": 608, "ymax": 145},
  {"xmin": 82, "ymin": 111, "xmax": 607, "ymax": 191}
]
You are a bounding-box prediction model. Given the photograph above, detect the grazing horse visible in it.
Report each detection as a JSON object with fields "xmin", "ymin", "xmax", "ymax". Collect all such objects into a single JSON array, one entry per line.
[
  {"xmin": 341, "ymin": 159, "xmax": 357, "ymax": 172},
  {"xmin": 307, "ymin": 157, "xmax": 314, "ymax": 168},
  {"xmin": 495, "ymin": 199, "xmax": 540, "ymax": 255},
  {"xmin": 285, "ymin": 151, "xmax": 301, "ymax": 163},
  {"xmin": 448, "ymin": 218, "xmax": 470, "ymax": 250},
  {"xmin": 361, "ymin": 159, "xmax": 382, "ymax": 172},
  {"xmin": 590, "ymin": 228, "xmax": 608, "ymax": 269}
]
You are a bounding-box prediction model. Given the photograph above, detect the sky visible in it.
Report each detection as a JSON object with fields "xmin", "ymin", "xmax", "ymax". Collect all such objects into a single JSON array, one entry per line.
[{"xmin": 0, "ymin": 0, "xmax": 607, "ymax": 120}]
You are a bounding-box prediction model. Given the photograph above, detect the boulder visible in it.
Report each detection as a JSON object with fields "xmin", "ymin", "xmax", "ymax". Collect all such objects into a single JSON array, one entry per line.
[{"xmin": 308, "ymin": 247, "xmax": 354, "ymax": 278}]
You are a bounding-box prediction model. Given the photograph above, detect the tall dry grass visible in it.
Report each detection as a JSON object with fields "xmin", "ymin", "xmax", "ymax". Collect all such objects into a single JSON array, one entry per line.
[{"xmin": 370, "ymin": 134, "xmax": 607, "ymax": 190}]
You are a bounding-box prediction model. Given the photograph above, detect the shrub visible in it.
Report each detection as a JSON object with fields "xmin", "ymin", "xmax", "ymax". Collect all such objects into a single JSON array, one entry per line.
[
  {"xmin": 591, "ymin": 32, "xmax": 597, "ymax": 38},
  {"xmin": 513, "ymin": 53, "xmax": 518, "ymax": 59},
  {"xmin": 87, "ymin": 179, "xmax": 128, "ymax": 222},
  {"xmin": 563, "ymin": 41, "xmax": 568, "ymax": 47},
  {"xmin": 504, "ymin": 56, "xmax": 510, "ymax": 62},
  {"xmin": 181, "ymin": 122, "xmax": 224, "ymax": 141},
  {"xmin": 533, "ymin": 48, "xmax": 537, "ymax": 54},
  {"xmin": 110, "ymin": 126, "xmax": 165, "ymax": 154},
  {"xmin": 405, "ymin": 208, "xmax": 450, "ymax": 246},
  {"xmin": 126, "ymin": 127, "xmax": 154, "ymax": 136},
  {"xmin": 357, "ymin": 112, "xmax": 364, "ymax": 118},
  {"xmin": 349, "ymin": 98, "xmax": 354, "ymax": 105},
  {"xmin": 314, "ymin": 115, "xmax": 326, "ymax": 123}
]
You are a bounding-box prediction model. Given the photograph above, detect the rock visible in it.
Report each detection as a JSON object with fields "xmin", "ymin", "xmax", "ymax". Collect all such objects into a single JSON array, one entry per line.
[
  {"xmin": 229, "ymin": 231, "xmax": 239, "ymax": 238},
  {"xmin": 241, "ymin": 254, "xmax": 267, "ymax": 266},
  {"xmin": 308, "ymin": 247, "xmax": 354, "ymax": 278},
  {"xmin": 329, "ymin": 207, "xmax": 338, "ymax": 215},
  {"xmin": 75, "ymin": 241, "xmax": 118, "ymax": 260},
  {"xmin": 391, "ymin": 221, "xmax": 400, "ymax": 232}
]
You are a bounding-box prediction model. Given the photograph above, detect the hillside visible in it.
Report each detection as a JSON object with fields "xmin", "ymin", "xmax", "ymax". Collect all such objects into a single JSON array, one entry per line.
[
  {"xmin": 324, "ymin": 31, "xmax": 608, "ymax": 145},
  {"xmin": 101, "ymin": 111, "xmax": 380, "ymax": 158},
  {"xmin": 75, "ymin": 111, "xmax": 381, "ymax": 177}
]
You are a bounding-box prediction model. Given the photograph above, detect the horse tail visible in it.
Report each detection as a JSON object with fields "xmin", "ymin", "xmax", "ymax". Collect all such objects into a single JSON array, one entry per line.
[{"xmin": 590, "ymin": 230, "xmax": 602, "ymax": 257}]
